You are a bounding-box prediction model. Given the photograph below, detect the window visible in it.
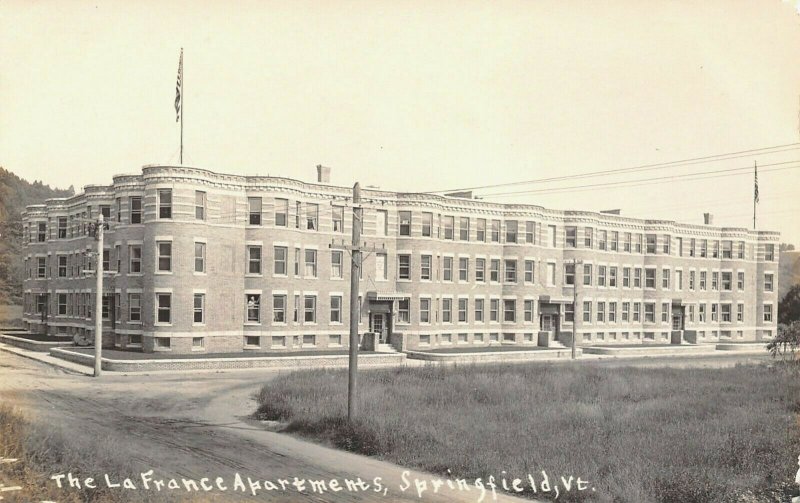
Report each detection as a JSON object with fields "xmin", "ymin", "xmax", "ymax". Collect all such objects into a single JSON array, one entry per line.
[
  {"xmin": 525, "ymin": 260, "xmax": 535, "ymax": 283},
  {"xmin": 721, "ymin": 272, "xmax": 732, "ymax": 291},
  {"xmin": 699, "ymin": 239, "xmax": 707, "ymax": 258},
  {"xmin": 711, "ymin": 303, "xmax": 719, "ymax": 322},
  {"xmin": 157, "ymin": 242, "xmax": 172, "ymax": 272},
  {"xmin": 721, "ymin": 303, "xmax": 731, "ymax": 323},
  {"xmin": 331, "ymin": 206, "xmax": 344, "ymax": 233},
  {"xmin": 193, "ymin": 293, "xmax": 205, "ymax": 323},
  {"xmin": 442, "ymin": 298, "xmax": 453, "ymax": 323},
  {"xmin": 610, "ymin": 231, "xmax": 618, "ymax": 251},
  {"xmin": 764, "ymin": 273, "xmax": 773, "ymax": 292},
  {"xmin": 764, "ymin": 304, "xmax": 773, "ymax": 322},
  {"xmin": 443, "ymin": 257, "xmax": 453, "ymax": 281},
  {"xmin": 330, "ymin": 296, "xmax": 342, "ymax": 323},
  {"xmin": 644, "ymin": 303, "xmax": 655, "ymax": 323},
  {"xmin": 275, "ymin": 198, "xmax": 288, "ymax": 226},
  {"xmin": 582, "ymin": 301, "xmax": 591, "ymax": 323},
  {"xmin": 158, "ymin": 189, "xmax": 172, "ymax": 219},
  {"xmin": 191, "ymin": 337, "xmax": 204, "ymax": 350},
  {"xmin": 57, "ymin": 293, "xmax": 67, "ymax": 315},
  {"xmin": 459, "ymin": 257, "xmax": 469, "ymax": 281},
  {"xmin": 583, "ymin": 264, "xmax": 593, "ymax": 286},
  {"xmin": 422, "ymin": 212, "xmax": 433, "ymax": 237},
  {"xmin": 633, "ymin": 302, "xmax": 641, "ymax": 322},
  {"xmin": 246, "ymin": 294, "xmax": 261, "ymax": 322},
  {"xmin": 421, "ymin": 255, "xmax": 432, "ymax": 280},
  {"xmin": 624, "ymin": 232, "xmax": 631, "ymax": 252},
  {"xmin": 273, "ymin": 246, "xmax": 288, "ymax": 275},
  {"xmin": 194, "ymin": 242, "xmax": 206, "ymax": 273},
  {"xmin": 304, "ymin": 249, "xmax": 317, "ymax": 277},
  {"xmin": 273, "ymin": 295, "xmax": 286, "ymax": 323},
  {"xmin": 634, "ymin": 268, "xmax": 642, "ymax": 288},
  {"xmin": 330, "ymin": 250, "xmax": 342, "ymax": 278},
  {"xmin": 156, "ymin": 293, "xmax": 171, "ymax": 323},
  {"xmin": 737, "ymin": 271, "xmax": 745, "ymax": 291},
  {"xmin": 598, "ymin": 230, "xmax": 607, "ymax": 251},
  {"xmin": 58, "ymin": 255, "xmax": 67, "ymax": 277},
  {"xmin": 609, "ymin": 302, "xmax": 617, "ymax": 323},
  {"xmin": 58, "ymin": 217, "xmax": 67, "ymax": 238},
  {"xmin": 737, "ymin": 241, "xmax": 745, "ymax": 259},
  {"xmin": 597, "ymin": 302, "xmax": 605, "ymax": 322},
  {"xmin": 102, "ymin": 249, "xmax": 110, "ymax": 272},
  {"xmin": 722, "ymin": 240, "xmax": 732, "ymax": 259},
  {"xmin": 565, "ymin": 302, "xmax": 575, "ymax": 322},
  {"xmin": 460, "ymin": 217, "xmax": 470, "ymax": 241},
  {"xmin": 548, "ymin": 225, "xmax": 557, "ymax": 247},
  {"xmin": 128, "ymin": 197, "xmax": 142, "ymax": 224},
  {"xmin": 128, "ymin": 293, "xmax": 141, "ymax": 322},
  {"xmin": 765, "ymin": 244, "xmax": 775, "ymax": 262},
  {"xmin": 399, "ymin": 211, "xmax": 411, "ymax": 236},
  {"xmin": 376, "ymin": 253, "xmax": 387, "ymax": 280},
  {"xmin": 609, "ymin": 267, "xmax": 617, "ymax": 288},
  {"xmin": 504, "ymin": 259, "xmax": 517, "ymax": 283},
  {"xmin": 622, "ymin": 268, "xmax": 631, "ymax": 287},
  {"xmin": 420, "ymin": 298, "xmax": 431, "ymax": 323},
  {"xmin": 398, "ymin": 299, "xmax": 410, "ymax": 323},
  {"xmin": 566, "ymin": 226, "xmax": 577, "ymax": 247},
  {"xmin": 37, "ymin": 257, "xmax": 46, "ymax": 278},
  {"xmin": 491, "ymin": 220, "xmax": 500, "ymax": 242},
  {"xmin": 477, "ymin": 219, "xmax": 486, "ymax": 242},
  {"xmin": 635, "ymin": 234, "xmax": 643, "ymax": 254},
  {"xmin": 475, "ymin": 258, "xmax": 486, "ymax": 282},
  {"xmin": 295, "ymin": 201, "xmax": 302, "ymax": 228},
  {"xmin": 195, "ymin": 191, "xmax": 206, "ymax": 220},
  {"xmin": 662, "ymin": 268, "xmax": 670, "ymax": 289},
  {"xmin": 663, "ymin": 235, "xmax": 671, "ymax": 255},
  {"xmin": 598, "ymin": 266, "xmax": 606, "ymax": 287},
  {"xmin": 699, "ymin": 271, "xmax": 707, "ymax": 290},
  {"xmin": 304, "ymin": 296, "xmax": 317, "ymax": 323},
  {"xmin": 247, "ymin": 246, "xmax": 262, "ymax": 274},
  {"xmin": 645, "ymin": 268, "xmax": 656, "ymax": 288},
  {"xmin": 712, "ymin": 271, "xmax": 719, "ymax": 291},
  {"xmin": 524, "ymin": 300, "xmax": 534, "ymax": 322},
  {"xmin": 306, "ymin": 203, "xmax": 319, "ymax": 230},
  {"xmin": 443, "ymin": 216, "xmax": 454, "ymax": 240},
  {"xmin": 662, "ymin": 302, "xmax": 670, "ymax": 323},
  {"xmin": 525, "ymin": 221, "xmax": 535, "ymax": 243},
  {"xmin": 505, "ymin": 220, "xmax": 517, "ymax": 243},
  {"xmin": 155, "ymin": 337, "xmax": 171, "ymax": 349},
  {"xmin": 737, "ymin": 303, "xmax": 744, "ymax": 322},
  {"xmin": 474, "ymin": 299, "xmax": 484, "ymax": 322},
  {"xmin": 646, "ymin": 234, "xmax": 656, "ymax": 254},
  {"xmin": 458, "ymin": 298, "xmax": 468, "ymax": 322},
  {"xmin": 546, "ymin": 263, "xmax": 556, "ymax": 286},
  {"xmin": 490, "ymin": 259, "xmax": 500, "ymax": 282},
  {"xmin": 585, "ymin": 227, "xmax": 593, "ymax": 248},
  {"xmin": 675, "ymin": 270, "xmax": 683, "ymax": 290},
  {"xmin": 115, "ymin": 245, "xmax": 121, "ymax": 272},
  {"xmin": 398, "ymin": 254, "xmax": 411, "ymax": 280},
  {"xmin": 621, "ymin": 302, "xmax": 630, "ymax": 322},
  {"xmin": 503, "ymin": 299, "xmax": 515, "ymax": 322},
  {"xmin": 490, "ymin": 299, "xmax": 500, "ymax": 322},
  {"xmin": 244, "ymin": 336, "xmax": 260, "ymax": 348},
  {"xmin": 37, "ymin": 222, "xmax": 46, "ymax": 241},
  {"xmin": 564, "ymin": 263, "xmax": 575, "ymax": 286}
]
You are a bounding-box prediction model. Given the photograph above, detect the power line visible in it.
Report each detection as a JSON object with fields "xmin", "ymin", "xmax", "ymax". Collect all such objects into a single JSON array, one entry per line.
[
  {"xmin": 426, "ymin": 142, "xmax": 800, "ymax": 194},
  {"xmin": 478, "ymin": 161, "xmax": 800, "ymax": 198}
]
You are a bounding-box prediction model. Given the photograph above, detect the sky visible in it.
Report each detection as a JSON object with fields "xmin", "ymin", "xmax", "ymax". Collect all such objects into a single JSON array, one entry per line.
[{"xmin": 1, "ymin": 1, "xmax": 799, "ymax": 244}]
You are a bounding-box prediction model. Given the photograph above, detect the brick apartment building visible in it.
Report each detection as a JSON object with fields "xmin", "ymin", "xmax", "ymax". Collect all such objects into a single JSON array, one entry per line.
[{"xmin": 21, "ymin": 165, "xmax": 780, "ymax": 354}]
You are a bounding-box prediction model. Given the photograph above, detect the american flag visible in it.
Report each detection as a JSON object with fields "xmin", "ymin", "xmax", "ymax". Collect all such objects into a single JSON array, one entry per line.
[
  {"xmin": 754, "ymin": 161, "xmax": 759, "ymax": 204},
  {"xmin": 175, "ymin": 49, "xmax": 183, "ymax": 122}
]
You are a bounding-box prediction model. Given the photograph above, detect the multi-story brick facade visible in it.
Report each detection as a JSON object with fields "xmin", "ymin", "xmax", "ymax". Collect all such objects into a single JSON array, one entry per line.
[{"xmin": 21, "ymin": 165, "xmax": 780, "ymax": 354}]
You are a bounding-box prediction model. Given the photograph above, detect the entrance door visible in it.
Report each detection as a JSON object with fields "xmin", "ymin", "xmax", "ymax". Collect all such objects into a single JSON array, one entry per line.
[
  {"xmin": 542, "ymin": 314, "xmax": 555, "ymax": 337},
  {"xmin": 371, "ymin": 313, "xmax": 386, "ymax": 343}
]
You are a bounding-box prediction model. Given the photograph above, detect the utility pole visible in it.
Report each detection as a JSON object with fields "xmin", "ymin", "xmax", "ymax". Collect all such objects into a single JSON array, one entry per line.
[
  {"xmin": 330, "ymin": 183, "xmax": 384, "ymax": 422},
  {"xmin": 571, "ymin": 258, "xmax": 582, "ymax": 360},
  {"xmin": 94, "ymin": 215, "xmax": 104, "ymax": 377}
]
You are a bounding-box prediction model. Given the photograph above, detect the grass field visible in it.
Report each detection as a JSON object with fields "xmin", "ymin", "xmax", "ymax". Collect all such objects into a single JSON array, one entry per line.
[{"xmin": 255, "ymin": 363, "xmax": 800, "ymax": 502}]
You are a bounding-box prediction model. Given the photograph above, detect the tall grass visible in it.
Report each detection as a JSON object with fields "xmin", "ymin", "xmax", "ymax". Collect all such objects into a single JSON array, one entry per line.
[
  {"xmin": 255, "ymin": 364, "xmax": 800, "ymax": 502},
  {"xmin": 0, "ymin": 403, "xmax": 174, "ymax": 502}
]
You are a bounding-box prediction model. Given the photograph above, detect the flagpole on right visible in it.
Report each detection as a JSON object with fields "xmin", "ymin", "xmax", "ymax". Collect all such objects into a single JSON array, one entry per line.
[
  {"xmin": 753, "ymin": 160, "xmax": 758, "ymax": 229},
  {"xmin": 175, "ymin": 48, "xmax": 184, "ymax": 165}
]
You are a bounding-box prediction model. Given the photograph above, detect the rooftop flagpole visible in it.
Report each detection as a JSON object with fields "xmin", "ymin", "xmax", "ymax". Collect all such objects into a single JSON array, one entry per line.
[
  {"xmin": 175, "ymin": 48, "xmax": 184, "ymax": 164},
  {"xmin": 753, "ymin": 160, "xmax": 759, "ymax": 229}
]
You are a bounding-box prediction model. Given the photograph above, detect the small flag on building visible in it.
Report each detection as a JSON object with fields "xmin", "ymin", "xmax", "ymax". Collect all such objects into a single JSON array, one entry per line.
[
  {"xmin": 175, "ymin": 49, "xmax": 183, "ymax": 122},
  {"xmin": 754, "ymin": 161, "xmax": 759, "ymax": 204}
]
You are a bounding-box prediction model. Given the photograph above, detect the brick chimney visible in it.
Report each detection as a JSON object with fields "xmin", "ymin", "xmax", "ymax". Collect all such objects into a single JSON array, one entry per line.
[
  {"xmin": 316, "ymin": 165, "xmax": 331, "ymax": 184},
  {"xmin": 703, "ymin": 213, "xmax": 714, "ymax": 225}
]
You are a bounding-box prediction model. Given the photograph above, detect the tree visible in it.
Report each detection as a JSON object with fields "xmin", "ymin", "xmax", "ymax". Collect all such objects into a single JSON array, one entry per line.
[
  {"xmin": 767, "ymin": 321, "xmax": 800, "ymax": 362},
  {"xmin": 779, "ymin": 284, "xmax": 800, "ymax": 325},
  {"xmin": 779, "ymin": 243, "xmax": 795, "ymax": 252}
]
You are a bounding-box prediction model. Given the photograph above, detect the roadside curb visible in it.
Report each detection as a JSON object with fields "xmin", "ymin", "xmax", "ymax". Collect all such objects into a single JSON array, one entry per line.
[{"xmin": 0, "ymin": 343, "xmax": 93, "ymax": 376}]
